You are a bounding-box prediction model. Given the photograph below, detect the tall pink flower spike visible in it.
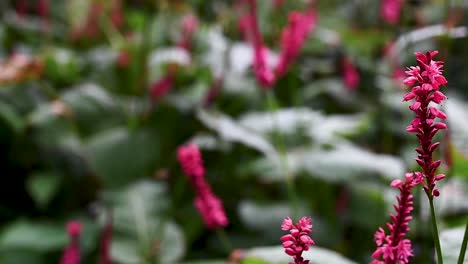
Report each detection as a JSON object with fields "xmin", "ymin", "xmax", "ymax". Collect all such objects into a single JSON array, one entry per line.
[
  {"xmin": 371, "ymin": 173, "xmax": 422, "ymax": 264},
  {"xmin": 243, "ymin": 0, "xmax": 317, "ymax": 89},
  {"xmin": 60, "ymin": 221, "xmax": 82, "ymax": 264},
  {"xmin": 177, "ymin": 144, "xmax": 228, "ymax": 229},
  {"xmin": 281, "ymin": 216, "xmax": 315, "ymax": 264},
  {"xmin": 403, "ymin": 50, "xmax": 447, "ymax": 198}
]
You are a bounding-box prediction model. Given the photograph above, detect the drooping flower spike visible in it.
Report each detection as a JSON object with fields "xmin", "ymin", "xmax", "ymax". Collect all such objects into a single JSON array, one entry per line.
[
  {"xmin": 403, "ymin": 50, "xmax": 447, "ymax": 198},
  {"xmin": 371, "ymin": 173, "xmax": 422, "ymax": 264},
  {"xmin": 281, "ymin": 216, "xmax": 315, "ymax": 264},
  {"xmin": 177, "ymin": 144, "xmax": 228, "ymax": 229}
]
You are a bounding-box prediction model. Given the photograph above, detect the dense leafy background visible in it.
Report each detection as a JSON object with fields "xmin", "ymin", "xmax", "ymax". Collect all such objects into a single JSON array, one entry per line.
[{"xmin": 0, "ymin": 0, "xmax": 467, "ymax": 263}]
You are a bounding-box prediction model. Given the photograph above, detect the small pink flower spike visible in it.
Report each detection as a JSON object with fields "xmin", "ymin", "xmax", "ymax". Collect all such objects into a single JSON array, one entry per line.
[
  {"xmin": 149, "ymin": 74, "xmax": 174, "ymax": 102},
  {"xmin": 60, "ymin": 221, "xmax": 82, "ymax": 264},
  {"xmin": 372, "ymin": 173, "xmax": 422, "ymax": 264},
  {"xmin": 177, "ymin": 144, "xmax": 228, "ymax": 229},
  {"xmin": 281, "ymin": 216, "xmax": 315, "ymax": 264},
  {"xmin": 403, "ymin": 51, "xmax": 448, "ymax": 198},
  {"xmin": 342, "ymin": 56, "xmax": 360, "ymax": 90}
]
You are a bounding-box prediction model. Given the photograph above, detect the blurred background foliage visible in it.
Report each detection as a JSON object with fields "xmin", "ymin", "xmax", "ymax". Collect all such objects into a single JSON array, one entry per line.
[{"xmin": 0, "ymin": 0, "xmax": 467, "ymax": 263}]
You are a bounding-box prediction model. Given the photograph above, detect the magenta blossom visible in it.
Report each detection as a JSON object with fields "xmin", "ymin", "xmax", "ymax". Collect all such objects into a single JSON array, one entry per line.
[
  {"xmin": 149, "ymin": 74, "xmax": 174, "ymax": 102},
  {"xmin": 275, "ymin": 9, "xmax": 317, "ymax": 78},
  {"xmin": 341, "ymin": 56, "xmax": 360, "ymax": 90},
  {"xmin": 60, "ymin": 221, "xmax": 82, "ymax": 264},
  {"xmin": 403, "ymin": 50, "xmax": 447, "ymax": 198},
  {"xmin": 177, "ymin": 144, "xmax": 228, "ymax": 229},
  {"xmin": 178, "ymin": 14, "xmax": 199, "ymax": 51},
  {"xmin": 372, "ymin": 173, "xmax": 422, "ymax": 264},
  {"xmin": 281, "ymin": 216, "xmax": 315, "ymax": 264},
  {"xmin": 380, "ymin": 0, "xmax": 402, "ymax": 25}
]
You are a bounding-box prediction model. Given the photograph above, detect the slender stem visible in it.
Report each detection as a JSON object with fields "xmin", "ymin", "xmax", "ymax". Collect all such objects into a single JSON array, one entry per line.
[
  {"xmin": 457, "ymin": 219, "xmax": 468, "ymax": 264},
  {"xmin": 429, "ymin": 197, "xmax": 444, "ymax": 264},
  {"xmin": 215, "ymin": 228, "xmax": 232, "ymax": 254},
  {"xmin": 265, "ymin": 90, "xmax": 298, "ymax": 219}
]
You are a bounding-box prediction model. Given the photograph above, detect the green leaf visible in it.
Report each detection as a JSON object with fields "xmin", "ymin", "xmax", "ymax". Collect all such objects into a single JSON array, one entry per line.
[
  {"xmin": 26, "ymin": 172, "xmax": 61, "ymax": 209},
  {"xmin": 249, "ymin": 143, "xmax": 404, "ymax": 183},
  {"xmin": 0, "ymin": 102, "xmax": 24, "ymax": 133},
  {"xmin": 242, "ymin": 246, "xmax": 356, "ymax": 264},
  {"xmin": 106, "ymin": 181, "xmax": 185, "ymax": 264},
  {"xmin": 86, "ymin": 128, "xmax": 160, "ymax": 187},
  {"xmin": 239, "ymin": 108, "xmax": 366, "ymax": 144},
  {"xmin": 0, "ymin": 221, "xmax": 67, "ymax": 252},
  {"xmin": 0, "ymin": 250, "xmax": 46, "ymax": 264},
  {"xmin": 197, "ymin": 109, "xmax": 277, "ymax": 159}
]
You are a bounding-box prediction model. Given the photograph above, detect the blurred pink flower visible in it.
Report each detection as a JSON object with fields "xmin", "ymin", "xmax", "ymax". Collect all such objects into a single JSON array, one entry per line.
[
  {"xmin": 117, "ymin": 50, "xmax": 131, "ymax": 68},
  {"xmin": 99, "ymin": 216, "xmax": 112, "ymax": 264},
  {"xmin": 341, "ymin": 56, "xmax": 360, "ymax": 90},
  {"xmin": 403, "ymin": 50, "xmax": 448, "ymax": 197},
  {"xmin": 275, "ymin": 9, "xmax": 317, "ymax": 78},
  {"xmin": 177, "ymin": 144, "xmax": 228, "ymax": 229},
  {"xmin": 281, "ymin": 216, "xmax": 315, "ymax": 264},
  {"xmin": 178, "ymin": 14, "xmax": 199, "ymax": 51},
  {"xmin": 150, "ymin": 74, "xmax": 174, "ymax": 102},
  {"xmin": 194, "ymin": 189, "xmax": 229, "ymax": 229},
  {"xmin": 177, "ymin": 144, "xmax": 205, "ymax": 179},
  {"xmin": 380, "ymin": 0, "xmax": 402, "ymax": 25},
  {"xmin": 372, "ymin": 173, "xmax": 421, "ymax": 264},
  {"xmin": 16, "ymin": 0, "xmax": 27, "ymax": 18},
  {"xmin": 60, "ymin": 221, "xmax": 82, "ymax": 264}
]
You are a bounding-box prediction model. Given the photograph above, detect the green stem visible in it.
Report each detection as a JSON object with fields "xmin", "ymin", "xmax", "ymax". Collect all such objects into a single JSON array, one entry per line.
[
  {"xmin": 457, "ymin": 219, "xmax": 468, "ymax": 264},
  {"xmin": 429, "ymin": 197, "xmax": 444, "ymax": 264},
  {"xmin": 215, "ymin": 228, "xmax": 232, "ymax": 254},
  {"xmin": 265, "ymin": 90, "xmax": 298, "ymax": 219}
]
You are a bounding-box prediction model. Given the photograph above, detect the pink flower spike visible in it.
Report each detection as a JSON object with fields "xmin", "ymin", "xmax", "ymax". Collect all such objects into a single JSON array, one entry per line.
[
  {"xmin": 61, "ymin": 221, "xmax": 82, "ymax": 264},
  {"xmin": 403, "ymin": 51, "xmax": 448, "ymax": 198},
  {"xmin": 342, "ymin": 57, "xmax": 360, "ymax": 90},
  {"xmin": 281, "ymin": 216, "xmax": 314, "ymax": 264},
  {"xmin": 372, "ymin": 174, "xmax": 417, "ymax": 263},
  {"xmin": 380, "ymin": 0, "xmax": 402, "ymax": 25},
  {"xmin": 177, "ymin": 144, "xmax": 228, "ymax": 229}
]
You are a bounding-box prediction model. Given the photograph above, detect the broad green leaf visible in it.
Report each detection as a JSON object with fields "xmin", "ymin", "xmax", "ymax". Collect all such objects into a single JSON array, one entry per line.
[
  {"xmin": 86, "ymin": 128, "xmax": 159, "ymax": 187},
  {"xmin": 26, "ymin": 172, "xmax": 61, "ymax": 209},
  {"xmin": 239, "ymin": 108, "xmax": 366, "ymax": 144},
  {"xmin": 106, "ymin": 181, "xmax": 185, "ymax": 264},
  {"xmin": 440, "ymin": 226, "xmax": 468, "ymax": 263},
  {"xmin": 249, "ymin": 143, "xmax": 404, "ymax": 183},
  {"xmin": 197, "ymin": 109, "xmax": 278, "ymax": 159},
  {"xmin": 242, "ymin": 245, "xmax": 356, "ymax": 264},
  {"xmin": 0, "ymin": 221, "xmax": 67, "ymax": 252}
]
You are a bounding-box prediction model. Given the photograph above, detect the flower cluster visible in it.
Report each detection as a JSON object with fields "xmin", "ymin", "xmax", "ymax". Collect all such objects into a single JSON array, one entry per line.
[
  {"xmin": 380, "ymin": 0, "xmax": 402, "ymax": 25},
  {"xmin": 372, "ymin": 173, "xmax": 422, "ymax": 264},
  {"xmin": 403, "ymin": 50, "xmax": 447, "ymax": 198},
  {"xmin": 281, "ymin": 216, "xmax": 315, "ymax": 264},
  {"xmin": 177, "ymin": 144, "xmax": 228, "ymax": 229},
  {"xmin": 242, "ymin": 0, "xmax": 317, "ymax": 89},
  {"xmin": 60, "ymin": 221, "xmax": 82, "ymax": 264}
]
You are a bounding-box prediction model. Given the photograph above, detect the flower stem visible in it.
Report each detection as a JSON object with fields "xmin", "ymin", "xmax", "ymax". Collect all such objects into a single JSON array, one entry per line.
[
  {"xmin": 215, "ymin": 228, "xmax": 232, "ymax": 254},
  {"xmin": 265, "ymin": 90, "xmax": 298, "ymax": 219},
  {"xmin": 457, "ymin": 218, "xmax": 468, "ymax": 264},
  {"xmin": 429, "ymin": 197, "xmax": 444, "ymax": 264}
]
